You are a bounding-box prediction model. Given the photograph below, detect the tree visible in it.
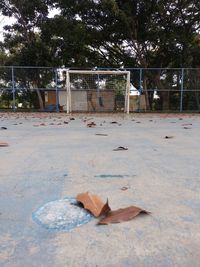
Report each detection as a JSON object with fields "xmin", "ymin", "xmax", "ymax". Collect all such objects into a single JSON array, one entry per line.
[{"xmin": 0, "ymin": 0, "xmax": 56, "ymax": 109}]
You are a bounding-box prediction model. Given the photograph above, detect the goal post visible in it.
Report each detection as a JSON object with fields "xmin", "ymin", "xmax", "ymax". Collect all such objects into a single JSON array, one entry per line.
[{"xmin": 64, "ymin": 69, "xmax": 130, "ymax": 113}]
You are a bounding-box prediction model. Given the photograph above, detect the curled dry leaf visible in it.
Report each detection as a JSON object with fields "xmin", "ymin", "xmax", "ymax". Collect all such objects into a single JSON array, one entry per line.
[
  {"xmin": 98, "ymin": 206, "xmax": 150, "ymax": 225},
  {"xmin": 113, "ymin": 146, "xmax": 128, "ymax": 151},
  {"xmin": 95, "ymin": 133, "xmax": 108, "ymax": 136},
  {"xmin": 87, "ymin": 122, "xmax": 96, "ymax": 128},
  {"xmin": 164, "ymin": 136, "xmax": 174, "ymax": 139},
  {"xmin": 76, "ymin": 192, "xmax": 111, "ymax": 217},
  {"xmin": 120, "ymin": 186, "xmax": 129, "ymax": 191},
  {"xmin": 0, "ymin": 142, "xmax": 9, "ymax": 147}
]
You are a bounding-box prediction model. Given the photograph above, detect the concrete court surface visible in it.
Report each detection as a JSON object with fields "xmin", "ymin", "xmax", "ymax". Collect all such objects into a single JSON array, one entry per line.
[{"xmin": 0, "ymin": 112, "xmax": 200, "ymax": 267}]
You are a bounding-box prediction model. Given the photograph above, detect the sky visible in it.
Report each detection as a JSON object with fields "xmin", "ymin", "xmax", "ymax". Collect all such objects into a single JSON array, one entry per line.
[
  {"xmin": 0, "ymin": 9, "xmax": 60, "ymax": 41},
  {"xmin": 0, "ymin": 15, "xmax": 16, "ymax": 41}
]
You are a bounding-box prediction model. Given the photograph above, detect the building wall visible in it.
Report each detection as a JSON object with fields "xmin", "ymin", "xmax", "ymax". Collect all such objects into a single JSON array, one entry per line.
[{"xmin": 46, "ymin": 90, "xmax": 116, "ymax": 112}]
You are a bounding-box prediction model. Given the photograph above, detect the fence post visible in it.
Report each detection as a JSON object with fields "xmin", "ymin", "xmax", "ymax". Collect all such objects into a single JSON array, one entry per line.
[
  {"xmin": 66, "ymin": 70, "xmax": 70, "ymax": 114},
  {"xmin": 180, "ymin": 68, "xmax": 184, "ymax": 112},
  {"xmin": 138, "ymin": 68, "xmax": 143, "ymax": 112},
  {"xmin": 11, "ymin": 66, "xmax": 16, "ymax": 111},
  {"xmin": 55, "ymin": 68, "xmax": 59, "ymax": 112}
]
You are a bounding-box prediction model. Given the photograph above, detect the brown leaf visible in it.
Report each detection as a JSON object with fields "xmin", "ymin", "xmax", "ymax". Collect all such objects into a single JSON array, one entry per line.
[
  {"xmin": 95, "ymin": 133, "xmax": 108, "ymax": 136},
  {"xmin": 0, "ymin": 142, "xmax": 8, "ymax": 147},
  {"xmin": 113, "ymin": 146, "xmax": 128, "ymax": 151},
  {"xmin": 120, "ymin": 186, "xmax": 129, "ymax": 191},
  {"xmin": 164, "ymin": 136, "xmax": 174, "ymax": 139},
  {"xmin": 87, "ymin": 122, "xmax": 96, "ymax": 128},
  {"xmin": 98, "ymin": 206, "xmax": 150, "ymax": 224},
  {"xmin": 76, "ymin": 192, "xmax": 111, "ymax": 217}
]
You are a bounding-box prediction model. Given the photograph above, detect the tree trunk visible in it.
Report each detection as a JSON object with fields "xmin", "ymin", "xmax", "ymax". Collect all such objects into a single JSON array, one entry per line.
[
  {"xmin": 143, "ymin": 76, "xmax": 150, "ymax": 111},
  {"xmin": 161, "ymin": 91, "xmax": 170, "ymax": 111},
  {"xmin": 195, "ymin": 91, "xmax": 200, "ymax": 111},
  {"xmin": 36, "ymin": 89, "xmax": 44, "ymax": 110},
  {"xmin": 154, "ymin": 73, "xmax": 170, "ymax": 111}
]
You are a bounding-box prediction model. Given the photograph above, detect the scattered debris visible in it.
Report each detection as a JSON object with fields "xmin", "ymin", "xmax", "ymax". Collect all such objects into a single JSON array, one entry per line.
[
  {"xmin": 63, "ymin": 121, "xmax": 68, "ymax": 124},
  {"xmin": 76, "ymin": 192, "xmax": 111, "ymax": 217},
  {"xmin": 95, "ymin": 133, "xmax": 108, "ymax": 136},
  {"xmin": 0, "ymin": 127, "xmax": 7, "ymax": 130},
  {"xmin": 120, "ymin": 186, "xmax": 129, "ymax": 191},
  {"xmin": 183, "ymin": 127, "xmax": 192, "ymax": 129},
  {"xmin": 113, "ymin": 146, "xmax": 128, "ymax": 151},
  {"xmin": 98, "ymin": 206, "xmax": 150, "ymax": 225},
  {"xmin": 70, "ymin": 118, "xmax": 75, "ymax": 120},
  {"xmin": 136, "ymin": 121, "xmax": 141, "ymax": 123},
  {"xmin": 0, "ymin": 142, "xmax": 9, "ymax": 147},
  {"xmin": 182, "ymin": 123, "xmax": 192, "ymax": 126},
  {"xmin": 164, "ymin": 136, "xmax": 174, "ymax": 139},
  {"xmin": 110, "ymin": 121, "xmax": 118, "ymax": 124},
  {"xmin": 87, "ymin": 122, "xmax": 96, "ymax": 128}
]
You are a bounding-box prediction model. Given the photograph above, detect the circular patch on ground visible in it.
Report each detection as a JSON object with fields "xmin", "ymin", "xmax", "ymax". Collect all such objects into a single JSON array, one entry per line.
[{"xmin": 32, "ymin": 198, "xmax": 93, "ymax": 231}]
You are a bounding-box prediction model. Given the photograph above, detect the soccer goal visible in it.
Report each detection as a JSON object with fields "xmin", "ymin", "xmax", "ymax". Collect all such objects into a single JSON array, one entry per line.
[{"xmin": 63, "ymin": 70, "xmax": 130, "ymax": 113}]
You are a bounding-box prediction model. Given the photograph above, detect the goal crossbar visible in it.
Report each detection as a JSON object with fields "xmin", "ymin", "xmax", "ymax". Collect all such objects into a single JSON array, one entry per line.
[{"xmin": 68, "ymin": 70, "xmax": 130, "ymax": 75}]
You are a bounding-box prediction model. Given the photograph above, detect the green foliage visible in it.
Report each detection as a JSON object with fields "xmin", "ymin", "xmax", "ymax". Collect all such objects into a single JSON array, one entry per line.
[{"xmin": 0, "ymin": 0, "xmax": 200, "ymax": 110}]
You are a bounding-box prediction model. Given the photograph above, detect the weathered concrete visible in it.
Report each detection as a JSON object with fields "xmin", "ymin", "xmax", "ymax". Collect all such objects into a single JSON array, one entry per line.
[{"xmin": 0, "ymin": 113, "xmax": 200, "ymax": 267}]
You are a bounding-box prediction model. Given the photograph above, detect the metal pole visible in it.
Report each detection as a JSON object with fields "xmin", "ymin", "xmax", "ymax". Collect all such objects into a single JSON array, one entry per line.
[
  {"xmin": 66, "ymin": 70, "xmax": 70, "ymax": 114},
  {"xmin": 125, "ymin": 71, "xmax": 130, "ymax": 114},
  {"xmin": 138, "ymin": 68, "xmax": 143, "ymax": 112},
  {"xmin": 55, "ymin": 69, "xmax": 59, "ymax": 112},
  {"xmin": 180, "ymin": 68, "xmax": 184, "ymax": 112},
  {"xmin": 11, "ymin": 66, "xmax": 16, "ymax": 111}
]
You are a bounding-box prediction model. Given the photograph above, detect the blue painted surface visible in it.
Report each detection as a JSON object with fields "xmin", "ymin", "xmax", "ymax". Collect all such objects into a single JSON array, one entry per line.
[
  {"xmin": 32, "ymin": 197, "xmax": 93, "ymax": 231},
  {"xmin": 95, "ymin": 174, "xmax": 133, "ymax": 178}
]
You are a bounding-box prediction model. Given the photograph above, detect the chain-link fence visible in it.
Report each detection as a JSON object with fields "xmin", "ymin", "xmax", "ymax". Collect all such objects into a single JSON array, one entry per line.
[{"xmin": 0, "ymin": 66, "xmax": 199, "ymax": 112}]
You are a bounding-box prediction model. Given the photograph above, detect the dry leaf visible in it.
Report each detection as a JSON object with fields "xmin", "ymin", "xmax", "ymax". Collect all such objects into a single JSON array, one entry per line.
[
  {"xmin": 87, "ymin": 122, "xmax": 96, "ymax": 128},
  {"xmin": 164, "ymin": 136, "xmax": 174, "ymax": 139},
  {"xmin": 113, "ymin": 146, "xmax": 128, "ymax": 151},
  {"xmin": 98, "ymin": 206, "xmax": 150, "ymax": 224},
  {"xmin": 0, "ymin": 142, "xmax": 8, "ymax": 147},
  {"xmin": 95, "ymin": 133, "xmax": 108, "ymax": 136},
  {"xmin": 77, "ymin": 192, "xmax": 111, "ymax": 217},
  {"xmin": 120, "ymin": 186, "xmax": 129, "ymax": 191}
]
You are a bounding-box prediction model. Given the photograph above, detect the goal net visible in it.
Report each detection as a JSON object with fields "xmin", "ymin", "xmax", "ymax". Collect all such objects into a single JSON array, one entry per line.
[{"xmin": 63, "ymin": 70, "xmax": 130, "ymax": 113}]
